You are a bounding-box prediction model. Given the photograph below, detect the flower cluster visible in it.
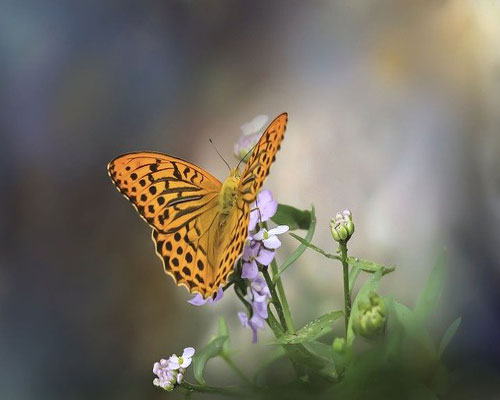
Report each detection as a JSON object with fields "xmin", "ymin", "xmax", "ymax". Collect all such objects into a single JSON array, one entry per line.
[
  {"xmin": 238, "ymin": 190, "xmax": 288, "ymax": 342},
  {"xmin": 153, "ymin": 347, "xmax": 195, "ymax": 391},
  {"xmin": 330, "ymin": 209, "xmax": 355, "ymax": 242}
]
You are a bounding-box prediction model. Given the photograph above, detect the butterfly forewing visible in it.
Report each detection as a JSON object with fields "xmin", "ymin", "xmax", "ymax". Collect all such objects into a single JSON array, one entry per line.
[
  {"xmin": 108, "ymin": 152, "xmax": 222, "ymax": 234},
  {"xmin": 239, "ymin": 113, "xmax": 288, "ymax": 203}
]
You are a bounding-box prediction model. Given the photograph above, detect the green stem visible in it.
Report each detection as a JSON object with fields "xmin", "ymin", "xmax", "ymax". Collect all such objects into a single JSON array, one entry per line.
[
  {"xmin": 339, "ymin": 241, "xmax": 351, "ymax": 337},
  {"xmin": 262, "ymin": 269, "xmax": 288, "ymax": 330},
  {"xmin": 181, "ymin": 381, "xmax": 250, "ymax": 396},
  {"xmin": 270, "ymin": 258, "xmax": 295, "ymax": 333},
  {"xmin": 221, "ymin": 355, "xmax": 252, "ymax": 386}
]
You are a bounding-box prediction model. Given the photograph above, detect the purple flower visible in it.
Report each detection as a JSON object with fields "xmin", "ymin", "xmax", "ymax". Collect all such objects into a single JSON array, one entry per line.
[
  {"xmin": 241, "ymin": 240, "xmax": 276, "ymax": 280},
  {"xmin": 187, "ymin": 287, "xmax": 224, "ymax": 306},
  {"xmin": 238, "ymin": 275, "xmax": 272, "ymax": 343},
  {"xmin": 249, "ymin": 189, "xmax": 278, "ymax": 231},
  {"xmin": 237, "ymin": 188, "xmax": 286, "ymax": 343}
]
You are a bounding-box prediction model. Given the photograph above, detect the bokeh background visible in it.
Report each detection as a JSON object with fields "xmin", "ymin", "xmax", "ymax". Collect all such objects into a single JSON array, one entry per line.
[{"xmin": 2, "ymin": 0, "xmax": 500, "ymax": 398}]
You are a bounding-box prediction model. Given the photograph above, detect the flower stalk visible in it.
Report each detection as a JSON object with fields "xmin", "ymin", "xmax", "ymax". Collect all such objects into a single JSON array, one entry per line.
[
  {"xmin": 270, "ymin": 258, "xmax": 295, "ymax": 333},
  {"xmin": 262, "ymin": 268, "xmax": 288, "ymax": 331},
  {"xmin": 339, "ymin": 241, "xmax": 351, "ymax": 336}
]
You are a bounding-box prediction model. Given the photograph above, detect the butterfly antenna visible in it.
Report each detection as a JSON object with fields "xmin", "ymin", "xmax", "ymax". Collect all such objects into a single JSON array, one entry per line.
[
  {"xmin": 236, "ymin": 144, "xmax": 256, "ymax": 170},
  {"xmin": 209, "ymin": 138, "xmax": 231, "ymax": 171}
]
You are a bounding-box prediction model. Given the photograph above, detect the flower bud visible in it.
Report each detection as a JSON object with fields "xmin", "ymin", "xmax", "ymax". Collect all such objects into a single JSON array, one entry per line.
[
  {"xmin": 333, "ymin": 337, "xmax": 346, "ymax": 353},
  {"xmin": 352, "ymin": 291, "xmax": 387, "ymax": 338},
  {"xmin": 329, "ymin": 209, "xmax": 355, "ymax": 243}
]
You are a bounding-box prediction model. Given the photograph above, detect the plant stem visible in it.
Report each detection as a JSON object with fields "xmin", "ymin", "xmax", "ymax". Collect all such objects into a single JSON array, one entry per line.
[
  {"xmin": 181, "ymin": 381, "xmax": 250, "ymax": 397},
  {"xmin": 262, "ymin": 269, "xmax": 288, "ymax": 330},
  {"xmin": 221, "ymin": 355, "xmax": 252, "ymax": 386},
  {"xmin": 339, "ymin": 241, "xmax": 351, "ymax": 336},
  {"xmin": 270, "ymin": 258, "xmax": 295, "ymax": 333}
]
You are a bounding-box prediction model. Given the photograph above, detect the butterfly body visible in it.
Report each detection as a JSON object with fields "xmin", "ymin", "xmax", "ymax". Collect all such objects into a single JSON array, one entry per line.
[{"xmin": 108, "ymin": 113, "xmax": 287, "ymax": 299}]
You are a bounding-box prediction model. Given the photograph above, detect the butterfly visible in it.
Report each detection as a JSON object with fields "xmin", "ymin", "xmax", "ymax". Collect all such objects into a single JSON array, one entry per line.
[{"xmin": 108, "ymin": 113, "xmax": 287, "ymax": 299}]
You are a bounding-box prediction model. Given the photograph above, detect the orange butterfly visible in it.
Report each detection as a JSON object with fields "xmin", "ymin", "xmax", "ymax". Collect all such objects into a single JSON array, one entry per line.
[{"xmin": 108, "ymin": 113, "xmax": 287, "ymax": 299}]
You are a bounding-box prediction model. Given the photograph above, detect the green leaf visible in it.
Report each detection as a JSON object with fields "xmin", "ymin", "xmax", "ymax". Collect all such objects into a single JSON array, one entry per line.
[
  {"xmin": 302, "ymin": 341, "xmax": 337, "ymax": 378},
  {"xmin": 271, "ymin": 203, "xmax": 312, "ymax": 230},
  {"xmin": 388, "ymin": 298, "xmax": 437, "ymax": 359},
  {"xmin": 346, "ymin": 270, "xmax": 383, "ymax": 346},
  {"xmin": 284, "ymin": 342, "xmax": 336, "ymax": 379},
  {"xmin": 348, "ymin": 265, "xmax": 361, "ymax": 293},
  {"xmin": 192, "ymin": 336, "xmax": 228, "ymax": 385},
  {"xmin": 275, "ymin": 310, "xmax": 343, "ymax": 344},
  {"xmin": 288, "ymin": 233, "xmax": 340, "ymax": 260},
  {"xmin": 438, "ymin": 317, "xmax": 461, "ymax": 358},
  {"xmin": 415, "ymin": 252, "xmax": 446, "ymax": 321},
  {"xmin": 275, "ymin": 206, "xmax": 316, "ymax": 280},
  {"xmin": 217, "ymin": 317, "xmax": 230, "ymax": 355},
  {"xmin": 347, "ymin": 257, "xmax": 396, "ymax": 276}
]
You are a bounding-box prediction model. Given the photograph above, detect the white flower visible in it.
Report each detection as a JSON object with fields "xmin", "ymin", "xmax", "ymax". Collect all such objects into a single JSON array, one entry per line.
[
  {"xmin": 168, "ymin": 347, "xmax": 195, "ymax": 369},
  {"xmin": 240, "ymin": 114, "xmax": 268, "ymax": 136},
  {"xmin": 253, "ymin": 225, "xmax": 289, "ymax": 249}
]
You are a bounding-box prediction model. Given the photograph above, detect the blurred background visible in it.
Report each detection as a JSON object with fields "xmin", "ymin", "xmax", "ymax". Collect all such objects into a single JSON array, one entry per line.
[{"xmin": 2, "ymin": 0, "xmax": 500, "ymax": 398}]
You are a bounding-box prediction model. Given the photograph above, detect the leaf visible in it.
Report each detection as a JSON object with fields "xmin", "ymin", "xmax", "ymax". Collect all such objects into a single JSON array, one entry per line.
[
  {"xmin": 438, "ymin": 317, "xmax": 461, "ymax": 358},
  {"xmin": 288, "ymin": 233, "xmax": 339, "ymax": 260},
  {"xmin": 275, "ymin": 311, "xmax": 343, "ymax": 344},
  {"xmin": 276, "ymin": 206, "xmax": 316, "ymax": 279},
  {"xmin": 346, "ymin": 270, "xmax": 383, "ymax": 346},
  {"xmin": 347, "ymin": 257, "xmax": 396, "ymax": 276},
  {"xmin": 302, "ymin": 341, "xmax": 337, "ymax": 378},
  {"xmin": 388, "ymin": 298, "xmax": 437, "ymax": 359},
  {"xmin": 192, "ymin": 335, "xmax": 228, "ymax": 385},
  {"xmin": 271, "ymin": 203, "xmax": 312, "ymax": 230},
  {"xmin": 217, "ymin": 316, "xmax": 230, "ymax": 355},
  {"xmin": 415, "ymin": 252, "xmax": 446, "ymax": 322},
  {"xmin": 284, "ymin": 342, "xmax": 336, "ymax": 379},
  {"xmin": 348, "ymin": 265, "xmax": 361, "ymax": 293}
]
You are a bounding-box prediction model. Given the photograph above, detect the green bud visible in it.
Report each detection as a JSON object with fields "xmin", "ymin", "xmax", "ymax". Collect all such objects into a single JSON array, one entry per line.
[
  {"xmin": 337, "ymin": 225, "xmax": 348, "ymax": 240},
  {"xmin": 333, "ymin": 337, "xmax": 346, "ymax": 353},
  {"xmin": 352, "ymin": 291, "xmax": 387, "ymax": 338},
  {"xmin": 345, "ymin": 220, "xmax": 355, "ymax": 236},
  {"xmin": 330, "ymin": 209, "xmax": 355, "ymax": 243},
  {"xmin": 329, "ymin": 219, "xmax": 341, "ymax": 241}
]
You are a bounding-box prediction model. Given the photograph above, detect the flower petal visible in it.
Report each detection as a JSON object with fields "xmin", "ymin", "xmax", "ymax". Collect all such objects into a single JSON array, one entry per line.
[
  {"xmin": 182, "ymin": 347, "xmax": 195, "ymax": 358},
  {"xmin": 256, "ymin": 190, "xmax": 278, "ymax": 221},
  {"xmin": 268, "ymin": 225, "xmax": 289, "ymax": 235},
  {"xmin": 180, "ymin": 358, "xmax": 192, "ymax": 368},
  {"xmin": 242, "ymin": 260, "xmax": 259, "ymax": 280},
  {"xmin": 240, "ymin": 115, "xmax": 268, "ymax": 136},
  {"xmin": 248, "ymin": 209, "xmax": 259, "ymax": 231},
  {"xmin": 187, "ymin": 293, "xmax": 208, "ymax": 306},
  {"xmin": 253, "ymin": 228, "xmax": 266, "ymax": 241},
  {"xmin": 213, "ymin": 287, "xmax": 224, "ymax": 303},
  {"xmin": 238, "ymin": 311, "xmax": 249, "ymax": 327},
  {"xmin": 256, "ymin": 247, "xmax": 274, "ymax": 265},
  {"xmin": 263, "ymin": 235, "xmax": 281, "ymax": 249}
]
